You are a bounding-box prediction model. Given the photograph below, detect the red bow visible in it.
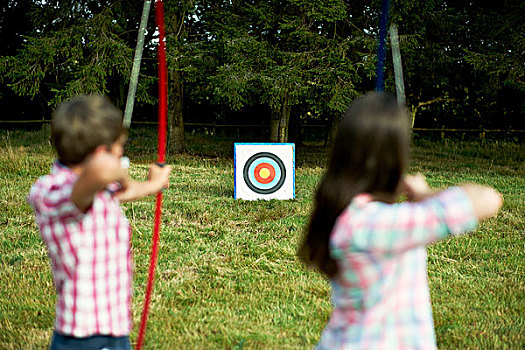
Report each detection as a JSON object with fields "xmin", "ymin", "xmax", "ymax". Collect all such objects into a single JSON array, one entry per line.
[{"xmin": 136, "ymin": 0, "xmax": 167, "ymax": 348}]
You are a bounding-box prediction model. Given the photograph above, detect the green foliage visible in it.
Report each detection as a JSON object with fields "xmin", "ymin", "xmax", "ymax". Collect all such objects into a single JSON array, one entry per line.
[
  {"xmin": 461, "ymin": 1, "xmax": 525, "ymax": 91},
  {"xmin": 0, "ymin": 1, "xmax": 155, "ymax": 108},
  {"xmin": 392, "ymin": 0, "xmax": 525, "ymax": 129},
  {"xmin": 198, "ymin": 0, "xmax": 374, "ymax": 117},
  {"xmin": 0, "ymin": 0, "xmax": 523, "ymax": 130}
]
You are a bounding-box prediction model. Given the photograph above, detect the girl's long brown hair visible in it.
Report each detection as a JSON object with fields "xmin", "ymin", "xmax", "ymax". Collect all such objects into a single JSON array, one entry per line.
[{"xmin": 298, "ymin": 92, "xmax": 410, "ymax": 278}]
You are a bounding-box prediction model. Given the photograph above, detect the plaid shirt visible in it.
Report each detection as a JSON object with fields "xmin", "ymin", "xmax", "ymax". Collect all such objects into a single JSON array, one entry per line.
[
  {"xmin": 28, "ymin": 162, "xmax": 132, "ymax": 337},
  {"xmin": 316, "ymin": 187, "xmax": 478, "ymax": 349}
]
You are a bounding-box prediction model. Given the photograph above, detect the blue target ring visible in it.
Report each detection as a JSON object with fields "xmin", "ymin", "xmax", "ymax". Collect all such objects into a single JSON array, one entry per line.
[{"xmin": 243, "ymin": 152, "xmax": 286, "ymax": 194}]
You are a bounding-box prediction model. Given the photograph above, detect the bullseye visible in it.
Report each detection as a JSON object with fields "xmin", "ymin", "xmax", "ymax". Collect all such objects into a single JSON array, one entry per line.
[
  {"xmin": 259, "ymin": 168, "xmax": 270, "ymax": 178},
  {"xmin": 243, "ymin": 152, "xmax": 286, "ymax": 194},
  {"xmin": 254, "ymin": 163, "xmax": 275, "ymax": 184}
]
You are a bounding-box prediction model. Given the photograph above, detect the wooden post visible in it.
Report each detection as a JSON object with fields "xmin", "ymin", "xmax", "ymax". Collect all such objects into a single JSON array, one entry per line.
[
  {"xmin": 123, "ymin": 0, "xmax": 152, "ymax": 128},
  {"xmin": 390, "ymin": 24, "xmax": 406, "ymax": 107}
]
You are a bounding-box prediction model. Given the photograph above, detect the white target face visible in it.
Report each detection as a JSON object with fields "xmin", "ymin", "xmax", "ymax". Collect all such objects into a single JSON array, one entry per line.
[{"xmin": 234, "ymin": 143, "xmax": 295, "ymax": 200}]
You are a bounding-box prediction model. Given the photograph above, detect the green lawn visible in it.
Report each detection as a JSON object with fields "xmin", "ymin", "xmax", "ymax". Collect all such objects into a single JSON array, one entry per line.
[{"xmin": 0, "ymin": 128, "xmax": 523, "ymax": 349}]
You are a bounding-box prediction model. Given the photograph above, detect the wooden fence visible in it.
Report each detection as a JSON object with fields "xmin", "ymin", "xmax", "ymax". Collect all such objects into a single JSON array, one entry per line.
[{"xmin": 1, "ymin": 120, "xmax": 523, "ymax": 141}]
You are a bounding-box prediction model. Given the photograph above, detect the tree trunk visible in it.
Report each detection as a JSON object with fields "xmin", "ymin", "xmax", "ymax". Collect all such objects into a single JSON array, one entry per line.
[
  {"xmin": 325, "ymin": 117, "xmax": 339, "ymax": 147},
  {"xmin": 280, "ymin": 104, "xmax": 291, "ymax": 142},
  {"xmin": 270, "ymin": 108, "xmax": 280, "ymax": 142},
  {"xmin": 168, "ymin": 67, "xmax": 184, "ymax": 153},
  {"xmin": 166, "ymin": 10, "xmax": 185, "ymax": 153},
  {"xmin": 270, "ymin": 105, "xmax": 291, "ymax": 142},
  {"xmin": 410, "ymin": 108, "xmax": 417, "ymax": 129},
  {"xmin": 269, "ymin": 98, "xmax": 291, "ymax": 143}
]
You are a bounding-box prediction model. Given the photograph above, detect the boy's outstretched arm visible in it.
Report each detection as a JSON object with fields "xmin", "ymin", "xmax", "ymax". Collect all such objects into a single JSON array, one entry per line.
[{"xmin": 116, "ymin": 163, "xmax": 171, "ymax": 203}]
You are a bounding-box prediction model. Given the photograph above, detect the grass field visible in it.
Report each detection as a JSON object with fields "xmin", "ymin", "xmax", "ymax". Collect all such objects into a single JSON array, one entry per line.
[{"xmin": 0, "ymin": 128, "xmax": 523, "ymax": 349}]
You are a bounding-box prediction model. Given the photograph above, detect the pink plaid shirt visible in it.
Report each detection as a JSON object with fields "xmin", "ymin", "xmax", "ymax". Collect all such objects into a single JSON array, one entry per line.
[
  {"xmin": 316, "ymin": 187, "xmax": 478, "ymax": 349},
  {"xmin": 28, "ymin": 162, "xmax": 132, "ymax": 337}
]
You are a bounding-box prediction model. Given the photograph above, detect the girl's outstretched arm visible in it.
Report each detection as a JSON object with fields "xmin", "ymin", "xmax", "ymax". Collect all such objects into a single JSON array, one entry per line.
[
  {"xmin": 337, "ymin": 175, "xmax": 503, "ymax": 254},
  {"xmin": 459, "ymin": 183, "xmax": 503, "ymax": 220},
  {"xmin": 402, "ymin": 174, "xmax": 503, "ymax": 221}
]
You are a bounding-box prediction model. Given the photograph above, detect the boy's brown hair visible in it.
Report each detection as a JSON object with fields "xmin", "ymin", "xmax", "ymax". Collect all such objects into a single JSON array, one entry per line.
[{"xmin": 52, "ymin": 95, "xmax": 126, "ymax": 165}]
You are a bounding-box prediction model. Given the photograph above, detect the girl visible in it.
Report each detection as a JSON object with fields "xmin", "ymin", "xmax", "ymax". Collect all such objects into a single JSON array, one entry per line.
[{"xmin": 299, "ymin": 92, "xmax": 502, "ymax": 349}]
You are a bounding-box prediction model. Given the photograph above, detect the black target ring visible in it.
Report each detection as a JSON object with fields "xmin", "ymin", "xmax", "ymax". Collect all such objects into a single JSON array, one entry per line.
[{"xmin": 243, "ymin": 152, "xmax": 286, "ymax": 194}]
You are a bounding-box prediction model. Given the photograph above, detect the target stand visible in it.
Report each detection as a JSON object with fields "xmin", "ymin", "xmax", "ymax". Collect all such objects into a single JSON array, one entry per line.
[{"xmin": 234, "ymin": 143, "xmax": 295, "ymax": 200}]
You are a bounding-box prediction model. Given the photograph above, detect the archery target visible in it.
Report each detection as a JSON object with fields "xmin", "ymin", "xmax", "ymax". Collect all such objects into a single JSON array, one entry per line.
[{"xmin": 235, "ymin": 143, "xmax": 295, "ymax": 200}]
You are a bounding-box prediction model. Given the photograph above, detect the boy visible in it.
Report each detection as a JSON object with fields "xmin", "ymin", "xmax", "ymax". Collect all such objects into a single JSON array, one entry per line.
[{"xmin": 28, "ymin": 95, "xmax": 171, "ymax": 349}]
